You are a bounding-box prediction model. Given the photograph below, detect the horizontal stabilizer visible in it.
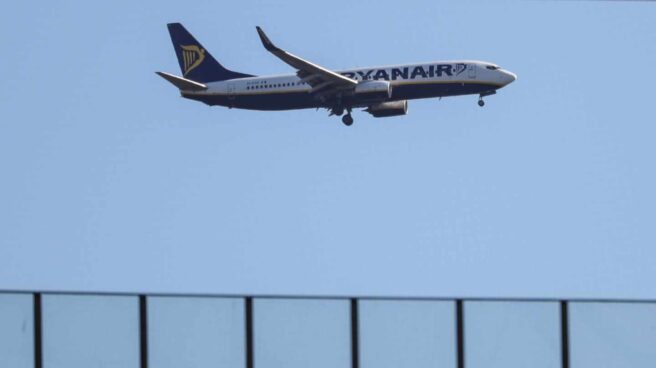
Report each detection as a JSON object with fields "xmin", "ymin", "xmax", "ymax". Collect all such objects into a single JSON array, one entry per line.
[{"xmin": 156, "ymin": 71, "xmax": 207, "ymax": 91}]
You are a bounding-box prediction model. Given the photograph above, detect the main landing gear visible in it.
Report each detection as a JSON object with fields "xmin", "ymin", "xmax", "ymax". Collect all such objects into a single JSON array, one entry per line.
[
  {"xmin": 478, "ymin": 98, "xmax": 485, "ymax": 107},
  {"xmin": 342, "ymin": 114, "xmax": 354, "ymax": 126},
  {"xmin": 330, "ymin": 105, "xmax": 353, "ymax": 126}
]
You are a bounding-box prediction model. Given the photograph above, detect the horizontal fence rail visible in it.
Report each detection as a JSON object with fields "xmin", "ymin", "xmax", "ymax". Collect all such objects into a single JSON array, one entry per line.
[{"xmin": 2, "ymin": 288, "xmax": 656, "ymax": 303}]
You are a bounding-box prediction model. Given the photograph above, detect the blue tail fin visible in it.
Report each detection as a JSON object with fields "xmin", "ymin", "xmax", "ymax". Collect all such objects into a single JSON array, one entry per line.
[{"xmin": 167, "ymin": 23, "xmax": 254, "ymax": 83}]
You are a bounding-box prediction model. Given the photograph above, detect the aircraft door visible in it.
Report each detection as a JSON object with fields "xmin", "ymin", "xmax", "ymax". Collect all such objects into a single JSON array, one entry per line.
[
  {"xmin": 467, "ymin": 64, "xmax": 476, "ymax": 79},
  {"xmin": 227, "ymin": 82, "xmax": 236, "ymax": 100},
  {"xmin": 225, "ymin": 82, "xmax": 237, "ymax": 108}
]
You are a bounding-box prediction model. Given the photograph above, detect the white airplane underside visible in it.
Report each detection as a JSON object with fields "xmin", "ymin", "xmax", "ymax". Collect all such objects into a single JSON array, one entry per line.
[{"xmin": 157, "ymin": 23, "xmax": 516, "ymax": 126}]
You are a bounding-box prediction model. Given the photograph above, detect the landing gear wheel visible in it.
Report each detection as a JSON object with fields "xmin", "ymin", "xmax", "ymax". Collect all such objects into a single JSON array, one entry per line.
[
  {"xmin": 342, "ymin": 114, "xmax": 354, "ymax": 126},
  {"xmin": 478, "ymin": 99, "xmax": 485, "ymax": 107}
]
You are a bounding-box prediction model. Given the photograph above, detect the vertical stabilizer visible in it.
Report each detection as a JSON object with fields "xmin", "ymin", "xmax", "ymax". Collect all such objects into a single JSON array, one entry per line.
[{"xmin": 167, "ymin": 23, "xmax": 254, "ymax": 82}]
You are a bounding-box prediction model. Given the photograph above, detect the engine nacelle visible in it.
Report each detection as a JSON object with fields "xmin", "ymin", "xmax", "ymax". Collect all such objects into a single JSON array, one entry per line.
[
  {"xmin": 365, "ymin": 100, "xmax": 408, "ymax": 118},
  {"xmin": 354, "ymin": 80, "xmax": 392, "ymax": 99}
]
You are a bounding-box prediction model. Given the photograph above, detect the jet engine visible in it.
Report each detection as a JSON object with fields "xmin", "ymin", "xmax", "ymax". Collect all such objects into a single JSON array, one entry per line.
[
  {"xmin": 365, "ymin": 100, "xmax": 408, "ymax": 117},
  {"xmin": 354, "ymin": 80, "xmax": 392, "ymax": 99}
]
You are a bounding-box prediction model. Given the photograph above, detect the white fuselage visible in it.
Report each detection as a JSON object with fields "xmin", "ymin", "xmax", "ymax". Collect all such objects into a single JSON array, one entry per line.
[{"xmin": 182, "ymin": 61, "xmax": 516, "ymax": 111}]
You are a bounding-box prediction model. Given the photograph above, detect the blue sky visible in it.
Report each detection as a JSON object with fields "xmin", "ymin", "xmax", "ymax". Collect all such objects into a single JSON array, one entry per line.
[{"xmin": 1, "ymin": 0, "xmax": 656, "ymax": 300}]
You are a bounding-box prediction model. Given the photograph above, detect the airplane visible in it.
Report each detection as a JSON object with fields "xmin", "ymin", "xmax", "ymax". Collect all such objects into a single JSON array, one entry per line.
[{"xmin": 157, "ymin": 23, "xmax": 517, "ymax": 126}]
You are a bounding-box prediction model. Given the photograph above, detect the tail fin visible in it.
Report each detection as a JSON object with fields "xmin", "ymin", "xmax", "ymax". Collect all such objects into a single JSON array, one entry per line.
[{"xmin": 167, "ymin": 23, "xmax": 254, "ymax": 83}]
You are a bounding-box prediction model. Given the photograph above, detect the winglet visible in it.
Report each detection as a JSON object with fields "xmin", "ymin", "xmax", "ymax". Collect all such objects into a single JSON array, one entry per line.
[
  {"xmin": 256, "ymin": 26, "xmax": 278, "ymax": 52},
  {"xmin": 253, "ymin": 26, "xmax": 358, "ymax": 88}
]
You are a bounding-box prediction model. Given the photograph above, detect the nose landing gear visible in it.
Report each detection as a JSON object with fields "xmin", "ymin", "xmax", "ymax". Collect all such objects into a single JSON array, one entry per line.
[{"xmin": 478, "ymin": 90, "xmax": 497, "ymax": 107}]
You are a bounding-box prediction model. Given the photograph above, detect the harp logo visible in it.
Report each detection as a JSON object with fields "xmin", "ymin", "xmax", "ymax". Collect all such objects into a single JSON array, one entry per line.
[
  {"xmin": 454, "ymin": 63, "xmax": 467, "ymax": 76},
  {"xmin": 180, "ymin": 45, "xmax": 205, "ymax": 76}
]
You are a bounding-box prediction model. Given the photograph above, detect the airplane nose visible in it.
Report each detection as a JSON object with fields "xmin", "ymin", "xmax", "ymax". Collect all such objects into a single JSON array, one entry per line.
[{"xmin": 501, "ymin": 70, "xmax": 517, "ymax": 85}]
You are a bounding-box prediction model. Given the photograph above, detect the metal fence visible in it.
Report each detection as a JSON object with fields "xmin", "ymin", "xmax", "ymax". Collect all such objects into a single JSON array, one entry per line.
[{"xmin": 1, "ymin": 291, "xmax": 655, "ymax": 368}]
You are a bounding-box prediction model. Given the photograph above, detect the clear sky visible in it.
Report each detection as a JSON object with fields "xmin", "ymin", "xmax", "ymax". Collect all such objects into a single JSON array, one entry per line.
[{"xmin": 1, "ymin": 0, "xmax": 655, "ymax": 300}]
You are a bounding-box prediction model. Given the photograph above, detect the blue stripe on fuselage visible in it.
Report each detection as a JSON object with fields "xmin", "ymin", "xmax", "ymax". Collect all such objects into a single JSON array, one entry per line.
[{"xmin": 182, "ymin": 81, "xmax": 501, "ymax": 111}]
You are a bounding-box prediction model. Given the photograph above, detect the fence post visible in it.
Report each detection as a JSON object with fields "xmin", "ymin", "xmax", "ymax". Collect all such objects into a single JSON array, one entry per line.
[
  {"xmin": 33, "ymin": 293, "xmax": 42, "ymax": 368},
  {"xmin": 560, "ymin": 301, "xmax": 570, "ymax": 368},
  {"xmin": 139, "ymin": 295, "xmax": 148, "ymax": 368},
  {"xmin": 351, "ymin": 299, "xmax": 360, "ymax": 368},
  {"xmin": 456, "ymin": 300, "xmax": 465, "ymax": 368},
  {"xmin": 245, "ymin": 297, "xmax": 254, "ymax": 368}
]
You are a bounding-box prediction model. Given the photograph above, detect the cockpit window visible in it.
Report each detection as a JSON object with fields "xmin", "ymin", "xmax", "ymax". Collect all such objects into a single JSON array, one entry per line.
[{"xmin": 486, "ymin": 65, "xmax": 500, "ymax": 70}]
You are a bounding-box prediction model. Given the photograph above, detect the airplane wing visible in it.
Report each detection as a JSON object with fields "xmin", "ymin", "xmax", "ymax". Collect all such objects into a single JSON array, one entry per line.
[{"xmin": 255, "ymin": 27, "xmax": 357, "ymax": 95}]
